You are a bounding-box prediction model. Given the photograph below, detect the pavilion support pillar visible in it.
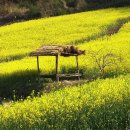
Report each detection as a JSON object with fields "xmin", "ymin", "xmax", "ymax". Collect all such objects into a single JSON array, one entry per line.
[
  {"xmin": 76, "ymin": 56, "xmax": 80, "ymax": 81},
  {"xmin": 37, "ymin": 56, "xmax": 40, "ymax": 82}
]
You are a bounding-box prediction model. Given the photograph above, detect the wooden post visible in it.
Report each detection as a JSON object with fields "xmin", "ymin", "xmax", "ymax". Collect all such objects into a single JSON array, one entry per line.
[
  {"xmin": 76, "ymin": 55, "xmax": 80, "ymax": 81},
  {"xmin": 37, "ymin": 56, "xmax": 40, "ymax": 81},
  {"xmin": 56, "ymin": 55, "xmax": 59, "ymax": 82}
]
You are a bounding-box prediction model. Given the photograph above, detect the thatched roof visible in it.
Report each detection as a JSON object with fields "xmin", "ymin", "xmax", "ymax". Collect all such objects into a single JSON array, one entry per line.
[{"xmin": 30, "ymin": 45, "xmax": 85, "ymax": 57}]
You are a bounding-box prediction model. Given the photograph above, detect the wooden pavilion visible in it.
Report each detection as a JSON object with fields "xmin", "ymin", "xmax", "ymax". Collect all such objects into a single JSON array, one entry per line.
[{"xmin": 30, "ymin": 45, "xmax": 85, "ymax": 81}]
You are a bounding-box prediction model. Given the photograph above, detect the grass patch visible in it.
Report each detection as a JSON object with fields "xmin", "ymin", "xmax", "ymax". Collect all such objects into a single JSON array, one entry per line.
[
  {"xmin": 1, "ymin": 8, "xmax": 130, "ymax": 61},
  {"xmin": 0, "ymin": 75, "xmax": 129, "ymax": 130}
]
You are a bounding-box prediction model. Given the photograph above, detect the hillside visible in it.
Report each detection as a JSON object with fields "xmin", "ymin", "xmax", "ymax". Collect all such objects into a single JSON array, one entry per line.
[
  {"xmin": 1, "ymin": 7, "xmax": 130, "ymax": 97},
  {"xmin": 0, "ymin": 7, "xmax": 130, "ymax": 130},
  {"xmin": 1, "ymin": 0, "xmax": 130, "ymax": 26}
]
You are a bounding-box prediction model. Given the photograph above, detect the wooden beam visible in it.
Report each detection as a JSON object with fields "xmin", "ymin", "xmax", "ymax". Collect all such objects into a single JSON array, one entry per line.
[
  {"xmin": 57, "ymin": 73, "xmax": 81, "ymax": 78},
  {"xmin": 37, "ymin": 56, "xmax": 40, "ymax": 74},
  {"xmin": 76, "ymin": 56, "xmax": 80, "ymax": 81}
]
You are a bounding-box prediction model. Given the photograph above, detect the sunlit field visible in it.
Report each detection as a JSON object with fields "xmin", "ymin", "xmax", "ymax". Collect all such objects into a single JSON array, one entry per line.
[
  {"xmin": 1, "ymin": 7, "xmax": 130, "ymax": 62},
  {"xmin": 0, "ymin": 75, "xmax": 129, "ymax": 130},
  {"xmin": 0, "ymin": 7, "xmax": 130, "ymax": 130}
]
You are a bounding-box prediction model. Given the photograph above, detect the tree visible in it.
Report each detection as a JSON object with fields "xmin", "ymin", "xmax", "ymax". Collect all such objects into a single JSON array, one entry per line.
[{"xmin": 87, "ymin": 48, "xmax": 123, "ymax": 78}]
